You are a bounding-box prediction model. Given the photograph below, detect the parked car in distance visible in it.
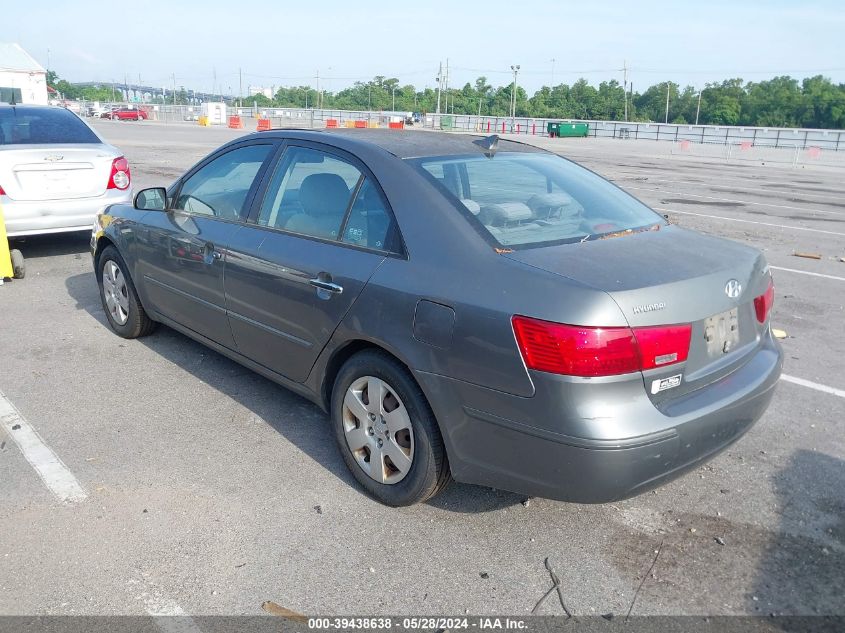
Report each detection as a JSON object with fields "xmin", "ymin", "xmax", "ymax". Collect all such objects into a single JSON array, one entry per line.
[
  {"xmin": 85, "ymin": 104, "xmax": 112, "ymax": 118},
  {"xmin": 90, "ymin": 129, "xmax": 782, "ymax": 506},
  {"xmin": 104, "ymin": 107, "xmax": 147, "ymax": 121},
  {"xmin": 1, "ymin": 105, "xmax": 132, "ymax": 237}
]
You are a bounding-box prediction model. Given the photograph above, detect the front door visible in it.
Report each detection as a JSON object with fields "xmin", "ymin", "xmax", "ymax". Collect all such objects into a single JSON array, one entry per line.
[
  {"xmin": 225, "ymin": 144, "xmax": 402, "ymax": 382},
  {"xmin": 137, "ymin": 142, "xmax": 275, "ymax": 348}
]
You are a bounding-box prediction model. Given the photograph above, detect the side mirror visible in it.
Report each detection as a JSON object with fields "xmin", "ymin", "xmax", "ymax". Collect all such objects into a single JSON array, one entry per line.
[{"xmin": 134, "ymin": 187, "xmax": 167, "ymax": 211}]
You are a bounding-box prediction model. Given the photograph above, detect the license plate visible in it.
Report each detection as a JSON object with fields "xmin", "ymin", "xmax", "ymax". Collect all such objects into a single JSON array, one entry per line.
[{"xmin": 704, "ymin": 308, "xmax": 739, "ymax": 356}]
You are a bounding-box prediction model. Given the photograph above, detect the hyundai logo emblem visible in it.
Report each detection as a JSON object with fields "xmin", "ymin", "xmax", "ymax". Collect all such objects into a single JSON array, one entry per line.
[{"xmin": 725, "ymin": 279, "xmax": 742, "ymax": 298}]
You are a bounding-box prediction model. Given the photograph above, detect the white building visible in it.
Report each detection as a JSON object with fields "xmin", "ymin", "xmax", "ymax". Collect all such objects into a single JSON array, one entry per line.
[
  {"xmin": 248, "ymin": 85, "xmax": 274, "ymax": 99},
  {"xmin": 0, "ymin": 43, "xmax": 48, "ymax": 105}
]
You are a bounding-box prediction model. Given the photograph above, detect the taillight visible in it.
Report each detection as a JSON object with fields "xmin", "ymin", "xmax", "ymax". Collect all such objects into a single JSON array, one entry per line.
[
  {"xmin": 512, "ymin": 316, "xmax": 691, "ymax": 377},
  {"xmin": 754, "ymin": 277, "xmax": 775, "ymax": 323},
  {"xmin": 0, "ymin": 184, "xmax": 5, "ymax": 196},
  {"xmin": 107, "ymin": 157, "xmax": 130, "ymax": 190}
]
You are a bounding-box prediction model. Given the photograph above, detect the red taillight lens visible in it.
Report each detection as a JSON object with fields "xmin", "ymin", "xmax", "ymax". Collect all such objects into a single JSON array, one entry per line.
[
  {"xmin": 754, "ymin": 277, "xmax": 775, "ymax": 323},
  {"xmin": 512, "ymin": 316, "xmax": 692, "ymax": 377},
  {"xmin": 108, "ymin": 156, "xmax": 130, "ymax": 190},
  {"xmin": 0, "ymin": 184, "xmax": 5, "ymax": 196},
  {"xmin": 633, "ymin": 324, "xmax": 692, "ymax": 370}
]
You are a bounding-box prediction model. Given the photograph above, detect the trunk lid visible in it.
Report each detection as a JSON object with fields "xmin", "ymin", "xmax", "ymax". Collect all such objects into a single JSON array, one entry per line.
[
  {"xmin": 504, "ymin": 225, "xmax": 772, "ymax": 402},
  {"xmin": 0, "ymin": 144, "xmax": 117, "ymax": 201}
]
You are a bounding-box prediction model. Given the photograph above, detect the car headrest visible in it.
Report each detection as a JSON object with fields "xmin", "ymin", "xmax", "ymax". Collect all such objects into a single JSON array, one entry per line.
[{"xmin": 299, "ymin": 173, "xmax": 350, "ymax": 217}]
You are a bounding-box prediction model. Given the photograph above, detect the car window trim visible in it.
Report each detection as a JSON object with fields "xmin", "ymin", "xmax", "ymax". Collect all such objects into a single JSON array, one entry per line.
[
  {"xmin": 244, "ymin": 139, "xmax": 406, "ymax": 259},
  {"xmin": 168, "ymin": 139, "xmax": 279, "ymax": 224}
]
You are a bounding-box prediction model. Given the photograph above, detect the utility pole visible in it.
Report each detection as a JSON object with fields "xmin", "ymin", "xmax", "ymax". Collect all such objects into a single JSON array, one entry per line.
[
  {"xmin": 316, "ymin": 69, "xmax": 321, "ymax": 109},
  {"xmin": 47, "ymin": 48, "xmax": 50, "ymax": 71},
  {"xmin": 550, "ymin": 58, "xmax": 556, "ymax": 87},
  {"xmin": 664, "ymin": 81, "xmax": 670, "ymax": 124},
  {"xmin": 510, "ymin": 64, "xmax": 520, "ymax": 121},
  {"xmin": 392, "ymin": 85, "xmax": 396, "ymax": 111},
  {"xmin": 435, "ymin": 61, "xmax": 442, "ymax": 114},
  {"xmin": 622, "ymin": 60, "xmax": 628, "ymax": 122},
  {"xmin": 239, "ymin": 68, "xmax": 243, "ymax": 108},
  {"xmin": 172, "ymin": 73, "xmax": 176, "ymax": 107},
  {"xmin": 695, "ymin": 89, "xmax": 703, "ymax": 125},
  {"xmin": 443, "ymin": 59, "xmax": 450, "ymax": 115}
]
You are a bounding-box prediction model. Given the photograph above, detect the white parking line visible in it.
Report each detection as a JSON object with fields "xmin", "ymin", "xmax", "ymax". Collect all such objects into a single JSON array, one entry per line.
[
  {"xmin": 142, "ymin": 593, "xmax": 205, "ymax": 633},
  {"xmin": 0, "ymin": 390, "xmax": 87, "ymax": 503},
  {"xmin": 782, "ymin": 374, "xmax": 845, "ymax": 399},
  {"xmin": 619, "ymin": 176, "xmax": 842, "ymax": 204},
  {"xmin": 770, "ymin": 266, "xmax": 845, "ymax": 282},
  {"xmin": 630, "ymin": 185, "xmax": 844, "ymax": 216},
  {"xmin": 655, "ymin": 207, "xmax": 845, "ymax": 237}
]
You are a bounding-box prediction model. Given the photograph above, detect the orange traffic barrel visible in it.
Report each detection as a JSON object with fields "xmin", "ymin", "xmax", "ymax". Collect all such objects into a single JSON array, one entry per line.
[{"xmin": 257, "ymin": 118, "xmax": 272, "ymax": 131}]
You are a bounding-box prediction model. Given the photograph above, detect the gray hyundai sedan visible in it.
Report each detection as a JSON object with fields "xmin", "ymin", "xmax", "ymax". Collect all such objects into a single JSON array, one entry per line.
[{"xmin": 91, "ymin": 129, "xmax": 782, "ymax": 506}]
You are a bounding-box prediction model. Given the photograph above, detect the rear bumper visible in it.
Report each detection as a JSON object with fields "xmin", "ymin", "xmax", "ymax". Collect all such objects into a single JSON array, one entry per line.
[
  {"xmin": 1, "ymin": 190, "xmax": 131, "ymax": 237},
  {"xmin": 415, "ymin": 330, "xmax": 783, "ymax": 503}
]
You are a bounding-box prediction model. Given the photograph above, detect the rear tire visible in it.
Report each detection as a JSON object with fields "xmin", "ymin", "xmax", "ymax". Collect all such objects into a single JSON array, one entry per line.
[
  {"xmin": 331, "ymin": 350, "xmax": 451, "ymax": 506},
  {"xmin": 96, "ymin": 245, "xmax": 156, "ymax": 338}
]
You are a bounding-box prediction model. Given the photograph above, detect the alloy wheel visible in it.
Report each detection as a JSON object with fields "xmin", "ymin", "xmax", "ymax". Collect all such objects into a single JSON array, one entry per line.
[{"xmin": 102, "ymin": 260, "xmax": 129, "ymax": 325}]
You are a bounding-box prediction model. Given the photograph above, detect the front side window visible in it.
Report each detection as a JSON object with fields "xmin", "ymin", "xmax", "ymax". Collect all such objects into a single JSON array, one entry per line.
[
  {"xmin": 411, "ymin": 152, "xmax": 664, "ymax": 249},
  {"xmin": 174, "ymin": 144, "xmax": 272, "ymax": 220},
  {"xmin": 257, "ymin": 147, "xmax": 361, "ymax": 240}
]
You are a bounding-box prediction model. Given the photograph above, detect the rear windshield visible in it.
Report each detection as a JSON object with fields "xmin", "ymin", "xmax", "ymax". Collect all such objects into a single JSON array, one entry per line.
[
  {"xmin": 410, "ymin": 152, "xmax": 664, "ymax": 249},
  {"xmin": 0, "ymin": 107, "xmax": 100, "ymax": 145}
]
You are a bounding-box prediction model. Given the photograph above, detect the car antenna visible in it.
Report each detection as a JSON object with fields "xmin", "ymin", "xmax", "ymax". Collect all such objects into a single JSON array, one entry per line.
[{"xmin": 473, "ymin": 134, "xmax": 499, "ymax": 158}]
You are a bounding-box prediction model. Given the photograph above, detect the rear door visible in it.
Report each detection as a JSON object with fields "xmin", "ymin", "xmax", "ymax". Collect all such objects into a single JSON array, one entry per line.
[
  {"xmin": 224, "ymin": 142, "xmax": 402, "ymax": 382},
  {"xmin": 136, "ymin": 141, "xmax": 276, "ymax": 349}
]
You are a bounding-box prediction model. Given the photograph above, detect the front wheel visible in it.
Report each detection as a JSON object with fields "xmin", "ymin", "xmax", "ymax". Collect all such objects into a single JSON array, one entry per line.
[
  {"xmin": 96, "ymin": 246, "xmax": 156, "ymax": 338},
  {"xmin": 331, "ymin": 350, "xmax": 451, "ymax": 506}
]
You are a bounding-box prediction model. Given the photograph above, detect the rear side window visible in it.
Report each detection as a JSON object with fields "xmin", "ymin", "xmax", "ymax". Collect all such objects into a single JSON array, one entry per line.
[
  {"xmin": 342, "ymin": 178, "xmax": 397, "ymax": 251},
  {"xmin": 412, "ymin": 153, "xmax": 664, "ymax": 249},
  {"xmin": 0, "ymin": 107, "xmax": 100, "ymax": 144},
  {"xmin": 257, "ymin": 147, "xmax": 360, "ymax": 240}
]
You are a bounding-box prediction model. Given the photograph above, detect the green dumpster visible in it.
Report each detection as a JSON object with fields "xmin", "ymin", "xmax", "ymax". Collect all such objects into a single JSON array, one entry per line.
[
  {"xmin": 557, "ymin": 122, "xmax": 589, "ymax": 137},
  {"xmin": 439, "ymin": 115, "xmax": 453, "ymax": 130},
  {"xmin": 547, "ymin": 121, "xmax": 560, "ymax": 137}
]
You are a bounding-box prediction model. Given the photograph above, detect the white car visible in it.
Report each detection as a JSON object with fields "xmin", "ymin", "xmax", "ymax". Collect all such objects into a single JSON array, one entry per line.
[{"xmin": 0, "ymin": 105, "xmax": 132, "ymax": 236}]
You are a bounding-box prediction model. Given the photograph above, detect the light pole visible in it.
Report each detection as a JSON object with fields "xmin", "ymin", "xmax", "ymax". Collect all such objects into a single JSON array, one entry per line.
[
  {"xmin": 695, "ymin": 88, "xmax": 703, "ymax": 125},
  {"xmin": 664, "ymin": 82, "xmax": 670, "ymax": 124},
  {"xmin": 392, "ymin": 86, "xmax": 396, "ymax": 111},
  {"xmin": 550, "ymin": 58, "xmax": 556, "ymax": 87},
  {"xmin": 510, "ymin": 64, "xmax": 520, "ymax": 122}
]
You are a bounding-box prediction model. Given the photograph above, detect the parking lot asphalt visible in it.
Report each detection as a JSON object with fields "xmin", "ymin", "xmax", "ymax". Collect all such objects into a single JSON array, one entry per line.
[{"xmin": 1, "ymin": 120, "xmax": 843, "ymax": 618}]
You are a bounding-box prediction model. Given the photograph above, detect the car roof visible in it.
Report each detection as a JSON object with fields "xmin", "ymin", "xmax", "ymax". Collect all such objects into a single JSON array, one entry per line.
[{"xmin": 251, "ymin": 128, "xmax": 549, "ymax": 160}]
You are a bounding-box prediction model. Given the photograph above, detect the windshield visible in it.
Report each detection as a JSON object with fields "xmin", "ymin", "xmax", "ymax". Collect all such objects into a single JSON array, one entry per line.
[
  {"xmin": 0, "ymin": 107, "xmax": 100, "ymax": 145},
  {"xmin": 410, "ymin": 152, "xmax": 664, "ymax": 249}
]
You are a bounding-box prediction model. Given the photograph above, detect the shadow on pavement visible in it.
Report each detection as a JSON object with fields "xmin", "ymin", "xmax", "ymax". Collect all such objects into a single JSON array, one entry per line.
[
  {"xmin": 752, "ymin": 449, "xmax": 845, "ymax": 619},
  {"xmin": 63, "ymin": 272, "xmax": 516, "ymax": 513},
  {"xmin": 9, "ymin": 231, "xmax": 90, "ymax": 259}
]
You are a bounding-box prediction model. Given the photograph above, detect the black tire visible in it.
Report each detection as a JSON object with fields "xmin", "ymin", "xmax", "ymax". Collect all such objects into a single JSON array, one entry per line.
[
  {"xmin": 331, "ymin": 350, "xmax": 451, "ymax": 506},
  {"xmin": 10, "ymin": 249, "xmax": 25, "ymax": 279},
  {"xmin": 96, "ymin": 245, "xmax": 156, "ymax": 338}
]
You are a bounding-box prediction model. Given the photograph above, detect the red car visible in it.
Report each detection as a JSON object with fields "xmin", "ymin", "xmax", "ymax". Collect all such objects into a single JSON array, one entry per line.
[{"xmin": 103, "ymin": 107, "xmax": 147, "ymax": 121}]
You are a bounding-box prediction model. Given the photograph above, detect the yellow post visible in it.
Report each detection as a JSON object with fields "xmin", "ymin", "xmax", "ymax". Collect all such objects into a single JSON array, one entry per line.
[{"xmin": 0, "ymin": 201, "xmax": 15, "ymax": 279}]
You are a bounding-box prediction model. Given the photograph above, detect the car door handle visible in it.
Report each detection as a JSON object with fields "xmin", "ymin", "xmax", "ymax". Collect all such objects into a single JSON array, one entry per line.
[{"xmin": 309, "ymin": 278, "xmax": 343, "ymax": 294}]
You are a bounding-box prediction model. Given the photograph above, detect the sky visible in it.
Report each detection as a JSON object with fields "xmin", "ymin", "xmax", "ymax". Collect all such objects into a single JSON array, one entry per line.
[{"xmin": 7, "ymin": 0, "xmax": 845, "ymax": 95}]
